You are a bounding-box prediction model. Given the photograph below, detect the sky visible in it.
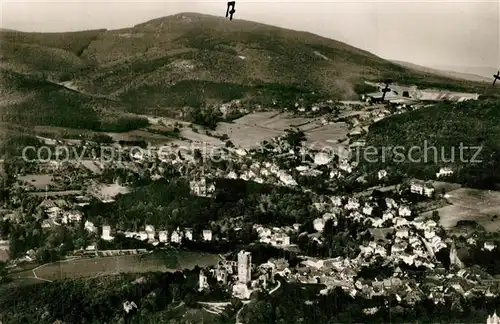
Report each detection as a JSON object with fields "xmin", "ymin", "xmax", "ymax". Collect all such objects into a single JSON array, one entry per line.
[{"xmin": 1, "ymin": 0, "xmax": 499, "ymax": 69}]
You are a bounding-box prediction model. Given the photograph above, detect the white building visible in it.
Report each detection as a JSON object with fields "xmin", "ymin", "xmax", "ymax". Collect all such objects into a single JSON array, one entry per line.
[
  {"xmin": 61, "ymin": 211, "xmax": 82, "ymax": 224},
  {"xmin": 436, "ymin": 167, "xmax": 453, "ymax": 178},
  {"xmin": 313, "ymin": 218, "xmax": 325, "ymax": 232},
  {"xmin": 199, "ymin": 270, "xmax": 209, "ymax": 291},
  {"xmin": 484, "ymin": 242, "xmax": 496, "ymax": 251},
  {"xmin": 378, "ymin": 169, "xmax": 388, "ymax": 180},
  {"xmin": 158, "ymin": 231, "xmax": 169, "ymax": 243},
  {"xmin": 271, "ymin": 233, "xmax": 290, "ymax": 247},
  {"xmin": 398, "ymin": 206, "xmax": 412, "ymax": 217},
  {"xmin": 202, "ymin": 229, "xmax": 212, "ymax": 241},
  {"xmin": 410, "ymin": 180, "xmax": 435, "ymax": 197},
  {"xmin": 85, "ymin": 220, "xmax": 97, "ymax": 233},
  {"xmin": 145, "ymin": 225, "xmax": 155, "ymax": 241},
  {"xmin": 123, "ymin": 301, "xmax": 138, "ymax": 314},
  {"xmin": 184, "ymin": 228, "xmax": 193, "ymax": 241},
  {"xmin": 238, "ymin": 250, "xmax": 252, "ymax": 284},
  {"xmin": 362, "ymin": 205, "xmax": 373, "ymax": 216},
  {"xmin": 101, "ymin": 225, "xmax": 114, "ymax": 241},
  {"xmin": 171, "ymin": 229, "xmax": 182, "ymax": 243}
]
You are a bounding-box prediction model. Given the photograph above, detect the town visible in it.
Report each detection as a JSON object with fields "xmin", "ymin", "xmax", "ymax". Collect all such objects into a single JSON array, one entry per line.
[{"xmin": 0, "ymin": 81, "xmax": 499, "ymax": 323}]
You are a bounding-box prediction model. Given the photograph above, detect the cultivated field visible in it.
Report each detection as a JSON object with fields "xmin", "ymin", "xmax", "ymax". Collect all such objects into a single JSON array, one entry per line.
[
  {"xmin": 421, "ymin": 188, "xmax": 500, "ymax": 231},
  {"xmin": 86, "ymin": 182, "xmax": 131, "ymax": 200},
  {"xmin": 256, "ymin": 113, "xmax": 313, "ymax": 131},
  {"xmin": 217, "ymin": 111, "xmax": 352, "ymax": 153},
  {"xmin": 18, "ymin": 174, "xmax": 54, "ymax": 190},
  {"xmin": 215, "ymin": 122, "xmax": 283, "ymax": 149},
  {"xmin": 305, "ymin": 123, "xmax": 350, "ymax": 159},
  {"xmin": 180, "ymin": 128, "xmax": 225, "ymax": 146},
  {"xmin": 31, "ymin": 250, "xmax": 220, "ymax": 281},
  {"xmin": 105, "ymin": 129, "xmax": 173, "ymax": 145},
  {"xmin": 432, "ymin": 181, "xmax": 462, "ymax": 193},
  {"xmin": 28, "ymin": 190, "xmax": 81, "ymax": 197},
  {"xmin": 232, "ymin": 111, "xmax": 280, "ymax": 125}
]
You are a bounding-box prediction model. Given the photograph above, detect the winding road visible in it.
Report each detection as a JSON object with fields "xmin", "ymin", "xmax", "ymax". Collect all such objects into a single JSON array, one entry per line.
[{"xmin": 235, "ymin": 279, "xmax": 282, "ymax": 324}]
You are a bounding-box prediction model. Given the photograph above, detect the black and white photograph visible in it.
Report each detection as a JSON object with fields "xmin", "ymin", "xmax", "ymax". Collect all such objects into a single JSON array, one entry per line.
[{"xmin": 0, "ymin": 0, "xmax": 499, "ymax": 323}]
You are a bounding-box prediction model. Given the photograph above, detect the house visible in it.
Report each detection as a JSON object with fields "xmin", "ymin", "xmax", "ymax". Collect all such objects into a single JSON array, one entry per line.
[
  {"xmin": 85, "ymin": 220, "xmax": 97, "ymax": 233},
  {"xmin": 123, "ymin": 301, "xmax": 138, "ymax": 314},
  {"xmin": 171, "ymin": 229, "xmax": 182, "ymax": 243},
  {"xmin": 158, "ymin": 231, "xmax": 169, "ymax": 243},
  {"xmin": 362, "ymin": 205, "xmax": 373, "ymax": 216},
  {"xmin": 202, "ymin": 229, "xmax": 212, "ymax": 241},
  {"xmin": 101, "ymin": 225, "xmax": 114, "ymax": 241},
  {"xmin": 345, "ymin": 198, "xmax": 360, "ymax": 210},
  {"xmin": 86, "ymin": 245, "xmax": 96, "ymax": 251},
  {"xmin": 410, "ymin": 180, "xmax": 435, "ymax": 197},
  {"xmin": 398, "ymin": 206, "xmax": 411, "ymax": 217},
  {"xmin": 145, "ymin": 225, "xmax": 155, "ymax": 241},
  {"xmin": 61, "ymin": 211, "xmax": 82, "ymax": 224},
  {"xmin": 378, "ymin": 169, "xmax": 387, "ymax": 180},
  {"xmin": 46, "ymin": 206, "xmax": 62, "ymax": 219},
  {"xmin": 483, "ymin": 241, "xmax": 496, "ymax": 251},
  {"xmin": 184, "ymin": 228, "xmax": 193, "ymax": 241},
  {"xmin": 271, "ymin": 233, "xmax": 290, "ymax": 247},
  {"xmin": 395, "ymin": 228, "xmax": 409, "ymax": 239},
  {"xmin": 436, "ymin": 167, "xmax": 453, "ymax": 178},
  {"xmin": 313, "ymin": 218, "xmax": 325, "ymax": 232}
]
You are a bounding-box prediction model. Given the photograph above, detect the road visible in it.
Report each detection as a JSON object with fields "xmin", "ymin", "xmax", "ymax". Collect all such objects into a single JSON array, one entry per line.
[{"xmin": 235, "ymin": 279, "xmax": 282, "ymax": 324}]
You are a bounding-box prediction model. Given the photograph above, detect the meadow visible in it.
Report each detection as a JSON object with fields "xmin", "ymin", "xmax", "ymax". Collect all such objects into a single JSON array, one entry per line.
[
  {"xmin": 29, "ymin": 250, "xmax": 220, "ymax": 282},
  {"xmin": 421, "ymin": 187, "xmax": 500, "ymax": 232}
]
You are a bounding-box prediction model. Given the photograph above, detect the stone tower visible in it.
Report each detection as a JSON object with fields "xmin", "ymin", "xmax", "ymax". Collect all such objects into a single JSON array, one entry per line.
[
  {"xmin": 237, "ymin": 250, "xmax": 252, "ymax": 284},
  {"xmin": 449, "ymin": 240, "xmax": 464, "ymax": 269}
]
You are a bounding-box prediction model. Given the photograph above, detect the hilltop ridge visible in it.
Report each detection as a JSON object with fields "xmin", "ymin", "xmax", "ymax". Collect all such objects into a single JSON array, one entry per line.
[{"xmin": 0, "ymin": 12, "xmax": 494, "ymax": 130}]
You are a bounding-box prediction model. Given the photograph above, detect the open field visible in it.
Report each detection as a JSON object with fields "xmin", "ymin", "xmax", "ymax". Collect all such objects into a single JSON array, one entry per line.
[
  {"xmin": 18, "ymin": 174, "xmax": 54, "ymax": 190},
  {"xmin": 304, "ymin": 123, "xmax": 350, "ymax": 159},
  {"xmin": 420, "ymin": 187, "xmax": 500, "ymax": 231},
  {"xmin": 180, "ymin": 128, "xmax": 225, "ymax": 146},
  {"xmin": 28, "ymin": 190, "xmax": 82, "ymax": 197},
  {"xmin": 87, "ymin": 182, "xmax": 131, "ymax": 200},
  {"xmin": 104, "ymin": 129, "xmax": 173, "ymax": 145},
  {"xmin": 432, "ymin": 181, "xmax": 462, "ymax": 193},
  {"xmin": 215, "ymin": 122, "xmax": 284, "ymax": 149},
  {"xmin": 256, "ymin": 113, "xmax": 314, "ymax": 131},
  {"xmin": 29, "ymin": 250, "xmax": 220, "ymax": 281},
  {"xmin": 232, "ymin": 111, "xmax": 280, "ymax": 125}
]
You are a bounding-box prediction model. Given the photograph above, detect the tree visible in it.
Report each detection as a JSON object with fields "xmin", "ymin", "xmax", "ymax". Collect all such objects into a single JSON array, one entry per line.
[
  {"xmin": 431, "ymin": 210, "xmax": 440, "ymax": 223},
  {"xmin": 183, "ymin": 292, "xmax": 196, "ymax": 307}
]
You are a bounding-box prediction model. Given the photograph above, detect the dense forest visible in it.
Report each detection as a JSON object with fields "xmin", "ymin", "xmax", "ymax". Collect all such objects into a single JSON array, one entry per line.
[
  {"xmin": 361, "ymin": 99, "xmax": 500, "ymax": 189},
  {"xmin": 84, "ymin": 178, "xmax": 320, "ymax": 231},
  {"xmin": 0, "ymin": 268, "xmax": 234, "ymax": 324}
]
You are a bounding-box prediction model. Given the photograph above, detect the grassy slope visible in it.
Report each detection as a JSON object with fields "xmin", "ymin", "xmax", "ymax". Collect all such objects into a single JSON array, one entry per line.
[
  {"xmin": 0, "ymin": 69, "xmax": 148, "ymax": 132},
  {"xmin": 0, "ymin": 12, "xmax": 494, "ymax": 131},
  {"xmin": 0, "ymin": 29, "xmax": 104, "ymax": 79},
  {"xmin": 76, "ymin": 13, "xmax": 487, "ymax": 105}
]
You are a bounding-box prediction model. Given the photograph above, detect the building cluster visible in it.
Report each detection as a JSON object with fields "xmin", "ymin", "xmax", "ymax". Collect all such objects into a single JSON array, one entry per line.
[
  {"xmin": 198, "ymin": 250, "xmax": 280, "ymax": 300},
  {"xmin": 38, "ymin": 199, "xmax": 83, "ymax": 228},
  {"xmin": 189, "ymin": 178, "xmax": 216, "ymax": 197},
  {"xmin": 253, "ymin": 224, "xmax": 295, "ymax": 247},
  {"xmin": 97, "ymin": 224, "xmax": 212, "ymax": 246},
  {"xmin": 410, "ymin": 179, "xmax": 435, "ymax": 197}
]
